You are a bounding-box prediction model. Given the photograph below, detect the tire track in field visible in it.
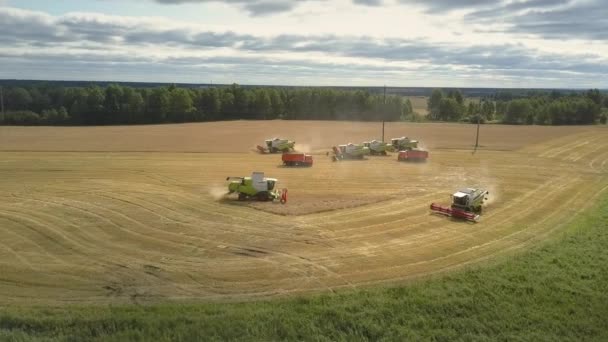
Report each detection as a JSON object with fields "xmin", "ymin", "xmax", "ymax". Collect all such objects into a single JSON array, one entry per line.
[
  {"xmin": 0, "ymin": 203, "xmax": 175, "ymax": 273},
  {"xmin": 11, "ymin": 193, "xmax": 345, "ymax": 294}
]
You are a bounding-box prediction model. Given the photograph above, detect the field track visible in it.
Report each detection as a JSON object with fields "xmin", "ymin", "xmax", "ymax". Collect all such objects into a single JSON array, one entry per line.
[{"xmin": 0, "ymin": 121, "xmax": 607, "ymax": 305}]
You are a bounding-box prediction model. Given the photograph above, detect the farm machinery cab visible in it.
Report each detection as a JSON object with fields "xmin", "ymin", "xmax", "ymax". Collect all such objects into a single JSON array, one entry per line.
[
  {"xmin": 332, "ymin": 143, "xmax": 371, "ymax": 161},
  {"xmin": 226, "ymin": 172, "xmax": 287, "ymax": 203},
  {"xmin": 363, "ymin": 140, "xmax": 394, "ymax": 155},
  {"xmin": 430, "ymin": 188, "xmax": 489, "ymax": 222},
  {"xmin": 257, "ymin": 138, "xmax": 296, "ymax": 154}
]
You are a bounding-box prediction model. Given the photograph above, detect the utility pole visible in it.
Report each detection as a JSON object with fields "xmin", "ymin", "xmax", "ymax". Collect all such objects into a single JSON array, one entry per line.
[
  {"xmin": 382, "ymin": 85, "xmax": 386, "ymax": 142},
  {"xmin": 473, "ymin": 98, "xmax": 482, "ymax": 153}
]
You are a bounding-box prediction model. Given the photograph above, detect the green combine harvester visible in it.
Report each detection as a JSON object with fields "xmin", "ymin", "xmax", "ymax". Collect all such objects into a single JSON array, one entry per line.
[
  {"xmin": 332, "ymin": 143, "xmax": 371, "ymax": 161},
  {"xmin": 226, "ymin": 172, "xmax": 287, "ymax": 203},
  {"xmin": 363, "ymin": 140, "xmax": 395, "ymax": 155},
  {"xmin": 391, "ymin": 136, "xmax": 419, "ymax": 151},
  {"xmin": 257, "ymin": 138, "xmax": 296, "ymax": 153}
]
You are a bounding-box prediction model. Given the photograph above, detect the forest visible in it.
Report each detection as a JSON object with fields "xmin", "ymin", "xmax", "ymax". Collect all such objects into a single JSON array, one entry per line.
[{"xmin": 0, "ymin": 83, "xmax": 606, "ymax": 126}]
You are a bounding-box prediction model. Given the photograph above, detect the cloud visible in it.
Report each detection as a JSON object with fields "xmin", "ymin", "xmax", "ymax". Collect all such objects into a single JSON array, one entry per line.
[
  {"xmin": 353, "ymin": 0, "xmax": 383, "ymax": 6},
  {"xmin": 493, "ymin": 1, "xmax": 608, "ymax": 40},
  {"xmin": 148, "ymin": 0, "xmax": 318, "ymax": 16},
  {"xmin": 0, "ymin": 6, "xmax": 607, "ymax": 87},
  {"xmin": 398, "ymin": 0, "xmax": 491, "ymax": 13},
  {"xmin": 400, "ymin": 0, "xmax": 607, "ymax": 40}
]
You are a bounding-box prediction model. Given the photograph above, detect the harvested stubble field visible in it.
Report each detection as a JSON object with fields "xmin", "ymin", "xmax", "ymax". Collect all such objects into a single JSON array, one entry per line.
[{"xmin": 0, "ymin": 121, "xmax": 607, "ymax": 305}]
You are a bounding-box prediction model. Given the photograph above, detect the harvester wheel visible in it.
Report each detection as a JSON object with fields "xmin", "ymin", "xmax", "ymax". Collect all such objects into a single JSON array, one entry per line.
[{"xmin": 238, "ymin": 193, "xmax": 247, "ymax": 201}]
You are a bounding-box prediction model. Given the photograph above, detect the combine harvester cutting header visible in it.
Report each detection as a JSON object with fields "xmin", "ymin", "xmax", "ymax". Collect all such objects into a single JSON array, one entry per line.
[
  {"xmin": 430, "ymin": 188, "xmax": 489, "ymax": 222},
  {"xmin": 257, "ymin": 138, "xmax": 296, "ymax": 154}
]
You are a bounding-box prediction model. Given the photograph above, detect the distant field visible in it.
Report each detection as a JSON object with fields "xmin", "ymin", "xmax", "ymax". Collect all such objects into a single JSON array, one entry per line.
[
  {"xmin": 405, "ymin": 96, "xmax": 429, "ymax": 115},
  {"xmin": 0, "ymin": 122, "xmax": 606, "ymax": 305},
  {"xmin": 0, "ymin": 120, "xmax": 596, "ymax": 152}
]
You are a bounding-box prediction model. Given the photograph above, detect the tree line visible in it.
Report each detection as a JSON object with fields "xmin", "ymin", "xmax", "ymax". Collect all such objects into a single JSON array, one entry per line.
[
  {"xmin": 0, "ymin": 84, "xmax": 414, "ymax": 126},
  {"xmin": 427, "ymin": 88, "xmax": 608, "ymax": 125},
  {"xmin": 0, "ymin": 83, "xmax": 605, "ymax": 126}
]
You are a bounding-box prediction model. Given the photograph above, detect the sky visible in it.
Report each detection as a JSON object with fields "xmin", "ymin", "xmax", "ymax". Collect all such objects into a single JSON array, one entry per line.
[{"xmin": 1, "ymin": 0, "xmax": 607, "ymax": 88}]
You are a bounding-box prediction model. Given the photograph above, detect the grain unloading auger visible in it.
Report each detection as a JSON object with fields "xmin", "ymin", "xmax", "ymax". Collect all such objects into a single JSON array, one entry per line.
[
  {"xmin": 257, "ymin": 138, "xmax": 296, "ymax": 154},
  {"xmin": 430, "ymin": 188, "xmax": 489, "ymax": 222}
]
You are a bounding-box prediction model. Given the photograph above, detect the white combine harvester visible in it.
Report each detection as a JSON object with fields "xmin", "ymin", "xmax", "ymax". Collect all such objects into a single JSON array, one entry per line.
[{"xmin": 257, "ymin": 138, "xmax": 296, "ymax": 154}]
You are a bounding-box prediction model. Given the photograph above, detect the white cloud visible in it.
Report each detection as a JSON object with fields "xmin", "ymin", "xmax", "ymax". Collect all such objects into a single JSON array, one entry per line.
[{"xmin": 0, "ymin": 2, "xmax": 607, "ymax": 87}]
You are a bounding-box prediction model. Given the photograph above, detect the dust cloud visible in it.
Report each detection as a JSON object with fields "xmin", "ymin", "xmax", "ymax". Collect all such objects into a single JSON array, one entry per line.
[
  {"xmin": 208, "ymin": 185, "xmax": 229, "ymax": 201},
  {"xmin": 296, "ymin": 143, "xmax": 312, "ymax": 153}
]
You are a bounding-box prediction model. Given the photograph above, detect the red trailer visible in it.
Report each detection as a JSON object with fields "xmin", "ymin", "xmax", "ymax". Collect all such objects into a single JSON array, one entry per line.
[
  {"xmin": 282, "ymin": 153, "xmax": 313, "ymax": 167},
  {"xmin": 398, "ymin": 149, "xmax": 428, "ymax": 162}
]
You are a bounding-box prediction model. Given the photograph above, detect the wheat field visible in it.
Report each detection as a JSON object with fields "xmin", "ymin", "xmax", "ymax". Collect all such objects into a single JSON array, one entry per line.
[{"xmin": 0, "ymin": 121, "xmax": 607, "ymax": 305}]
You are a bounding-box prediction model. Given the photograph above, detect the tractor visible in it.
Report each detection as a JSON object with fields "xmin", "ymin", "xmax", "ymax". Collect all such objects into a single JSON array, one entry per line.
[
  {"xmin": 332, "ymin": 143, "xmax": 370, "ymax": 161},
  {"xmin": 391, "ymin": 136, "xmax": 419, "ymax": 151},
  {"xmin": 430, "ymin": 188, "xmax": 489, "ymax": 222},
  {"xmin": 226, "ymin": 172, "xmax": 287, "ymax": 203},
  {"xmin": 257, "ymin": 138, "xmax": 296, "ymax": 154},
  {"xmin": 363, "ymin": 140, "xmax": 394, "ymax": 155}
]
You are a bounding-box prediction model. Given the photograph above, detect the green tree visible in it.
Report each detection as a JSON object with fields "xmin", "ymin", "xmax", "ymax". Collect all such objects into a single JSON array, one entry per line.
[
  {"xmin": 198, "ymin": 88, "xmax": 221, "ymax": 121},
  {"xmin": 85, "ymin": 86, "xmax": 106, "ymax": 124},
  {"xmin": 252, "ymin": 89, "xmax": 272, "ymax": 119},
  {"xmin": 585, "ymin": 89, "xmax": 602, "ymax": 106},
  {"xmin": 6, "ymin": 88, "xmax": 33, "ymax": 110},
  {"xmin": 467, "ymin": 102, "xmax": 479, "ymax": 117},
  {"xmin": 221, "ymin": 91, "xmax": 235, "ymax": 118},
  {"xmin": 448, "ymin": 89, "xmax": 464, "ymax": 105},
  {"xmin": 147, "ymin": 87, "xmax": 170, "ymax": 123},
  {"xmin": 600, "ymin": 111, "xmax": 607, "ymax": 124},
  {"xmin": 168, "ymin": 88, "xmax": 196, "ymax": 122},
  {"xmin": 104, "ymin": 84, "xmax": 124, "ymax": 124},
  {"xmin": 481, "ymin": 100, "xmax": 495, "ymax": 120},
  {"xmin": 504, "ymin": 99, "xmax": 532, "ymax": 125},
  {"xmin": 427, "ymin": 89, "xmax": 443, "ymax": 120},
  {"xmin": 439, "ymin": 98, "xmax": 464, "ymax": 121},
  {"xmin": 122, "ymin": 88, "xmax": 144, "ymax": 124},
  {"xmin": 29, "ymin": 88, "xmax": 51, "ymax": 113},
  {"xmin": 268, "ymin": 89, "xmax": 284, "ymax": 119}
]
